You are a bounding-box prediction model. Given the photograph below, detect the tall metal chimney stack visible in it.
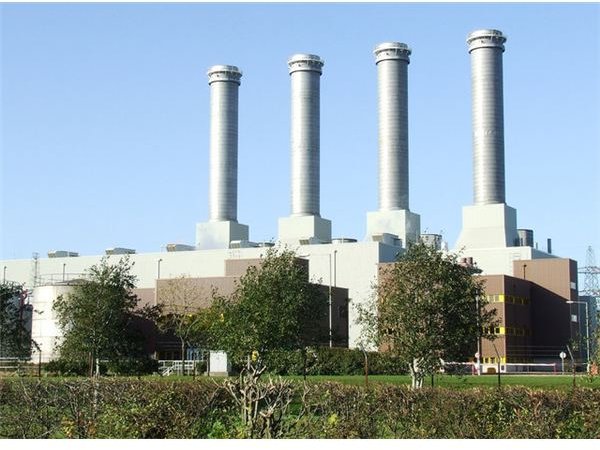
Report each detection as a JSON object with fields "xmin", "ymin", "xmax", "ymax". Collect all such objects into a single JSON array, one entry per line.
[
  {"xmin": 375, "ymin": 42, "xmax": 411, "ymax": 211},
  {"xmin": 278, "ymin": 54, "xmax": 331, "ymax": 245},
  {"xmin": 455, "ymin": 29, "xmax": 519, "ymax": 264},
  {"xmin": 196, "ymin": 65, "xmax": 249, "ymax": 249},
  {"xmin": 208, "ymin": 65, "xmax": 242, "ymax": 221},
  {"xmin": 288, "ymin": 54, "xmax": 323, "ymax": 217},
  {"xmin": 366, "ymin": 42, "xmax": 420, "ymax": 247},
  {"xmin": 467, "ymin": 29, "xmax": 507, "ymax": 205}
]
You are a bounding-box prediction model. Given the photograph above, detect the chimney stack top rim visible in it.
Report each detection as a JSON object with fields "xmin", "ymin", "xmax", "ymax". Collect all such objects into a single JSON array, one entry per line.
[
  {"xmin": 288, "ymin": 54, "xmax": 324, "ymax": 74},
  {"xmin": 374, "ymin": 42, "xmax": 411, "ymax": 63},
  {"xmin": 207, "ymin": 65, "xmax": 242, "ymax": 84},
  {"xmin": 467, "ymin": 29, "xmax": 507, "ymax": 52}
]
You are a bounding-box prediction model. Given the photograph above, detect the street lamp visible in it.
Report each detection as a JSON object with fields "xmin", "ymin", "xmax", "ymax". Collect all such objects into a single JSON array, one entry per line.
[
  {"xmin": 567, "ymin": 300, "xmax": 590, "ymax": 373},
  {"xmin": 2, "ymin": 266, "xmax": 6, "ymax": 283},
  {"xmin": 62, "ymin": 263, "xmax": 66, "ymax": 282},
  {"xmin": 299, "ymin": 252, "xmax": 336, "ymax": 348},
  {"xmin": 475, "ymin": 295, "xmax": 482, "ymax": 376},
  {"xmin": 157, "ymin": 259, "xmax": 163, "ymax": 280}
]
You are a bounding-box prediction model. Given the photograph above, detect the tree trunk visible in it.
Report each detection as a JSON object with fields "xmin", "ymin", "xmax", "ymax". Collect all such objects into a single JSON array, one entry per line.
[
  {"xmin": 302, "ymin": 348, "xmax": 307, "ymax": 381},
  {"xmin": 363, "ymin": 350, "xmax": 369, "ymax": 387},
  {"xmin": 88, "ymin": 352, "xmax": 93, "ymax": 378},
  {"xmin": 206, "ymin": 349, "xmax": 211, "ymax": 376},
  {"xmin": 180, "ymin": 339, "xmax": 186, "ymax": 376},
  {"xmin": 410, "ymin": 358, "xmax": 424, "ymax": 389}
]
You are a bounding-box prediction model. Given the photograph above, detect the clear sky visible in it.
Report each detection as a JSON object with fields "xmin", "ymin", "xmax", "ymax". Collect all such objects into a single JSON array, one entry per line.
[{"xmin": 1, "ymin": 3, "xmax": 599, "ymax": 269}]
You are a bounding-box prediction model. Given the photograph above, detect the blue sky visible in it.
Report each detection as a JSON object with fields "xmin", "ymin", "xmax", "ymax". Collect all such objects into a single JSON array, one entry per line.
[{"xmin": 1, "ymin": 3, "xmax": 599, "ymax": 269}]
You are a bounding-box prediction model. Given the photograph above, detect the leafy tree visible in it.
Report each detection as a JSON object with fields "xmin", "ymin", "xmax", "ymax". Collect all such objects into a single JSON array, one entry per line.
[
  {"xmin": 216, "ymin": 247, "xmax": 328, "ymax": 369},
  {"xmin": 358, "ymin": 242, "xmax": 497, "ymax": 389},
  {"xmin": 155, "ymin": 277, "xmax": 221, "ymax": 374},
  {"xmin": 53, "ymin": 256, "xmax": 146, "ymax": 376},
  {"xmin": 0, "ymin": 281, "xmax": 34, "ymax": 358}
]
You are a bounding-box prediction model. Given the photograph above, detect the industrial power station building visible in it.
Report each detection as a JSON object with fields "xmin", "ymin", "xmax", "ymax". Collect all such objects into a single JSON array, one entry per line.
[{"xmin": 1, "ymin": 29, "xmax": 586, "ymax": 372}]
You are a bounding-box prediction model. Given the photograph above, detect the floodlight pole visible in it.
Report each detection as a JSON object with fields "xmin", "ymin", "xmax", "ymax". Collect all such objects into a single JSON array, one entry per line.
[
  {"xmin": 567, "ymin": 300, "xmax": 590, "ymax": 373},
  {"xmin": 299, "ymin": 252, "xmax": 335, "ymax": 348},
  {"xmin": 476, "ymin": 295, "xmax": 482, "ymax": 376}
]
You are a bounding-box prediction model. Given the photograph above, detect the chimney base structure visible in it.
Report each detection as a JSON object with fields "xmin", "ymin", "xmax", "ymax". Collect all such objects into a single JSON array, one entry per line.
[
  {"xmin": 366, "ymin": 210, "xmax": 420, "ymax": 248},
  {"xmin": 278, "ymin": 215, "xmax": 331, "ymax": 246},
  {"xmin": 455, "ymin": 203, "xmax": 518, "ymax": 250},
  {"xmin": 196, "ymin": 220, "xmax": 249, "ymax": 250}
]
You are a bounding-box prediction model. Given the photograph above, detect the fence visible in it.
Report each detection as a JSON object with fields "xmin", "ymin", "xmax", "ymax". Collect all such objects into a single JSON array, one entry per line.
[{"xmin": 158, "ymin": 359, "xmax": 204, "ymax": 376}]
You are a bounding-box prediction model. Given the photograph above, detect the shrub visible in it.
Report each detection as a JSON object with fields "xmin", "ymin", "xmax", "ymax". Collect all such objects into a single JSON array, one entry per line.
[
  {"xmin": 1, "ymin": 378, "xmax": 599, "ymax": 438},
  {"xmin": 254, "ymin": 348, "xmax": 408, "ymax": 376},
  {"xmin": 45, "ymin": 358, "xmax": 98, "ymax": 376},
  {"xmin": 106, "ymin": 357, "xmax": 159, "ymax": 376}
]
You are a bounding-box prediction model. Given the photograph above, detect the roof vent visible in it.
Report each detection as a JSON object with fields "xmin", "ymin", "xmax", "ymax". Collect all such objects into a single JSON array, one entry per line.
[
  {"xmin": 332, "ymin": 238, "xmax": 357, "ymax": 244},
  {"xmin": 166, "ymin": 244, "xmax": 196, "ymax": 252},
  {"xmin": 48, "ymin": 250, "xmax": 79, "ymax": 258},
  {"xmin": 105, "ymin": 247, "xmax": 136, "ymax": 255}
]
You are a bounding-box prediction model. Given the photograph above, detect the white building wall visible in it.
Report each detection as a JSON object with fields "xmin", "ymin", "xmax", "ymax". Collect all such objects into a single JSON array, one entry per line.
[{"xmin": 2, "ymin": 241, "xmax": 401, "ymax": 350}]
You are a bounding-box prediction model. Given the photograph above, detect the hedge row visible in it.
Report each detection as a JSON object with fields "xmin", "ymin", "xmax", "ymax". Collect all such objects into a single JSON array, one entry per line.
[
  {"xmin": 1, "ymin": 378, "xmax": 599, "ymax": 438},
  {"xmin": 42, "ymin": 349, "xmax": 405, "ymax": 377},
  {"xmin": 234, "ymin": 348, "xmax": 407, "ymax": 376}
]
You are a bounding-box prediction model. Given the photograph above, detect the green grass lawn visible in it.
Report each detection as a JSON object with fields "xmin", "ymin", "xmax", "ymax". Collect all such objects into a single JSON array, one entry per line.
[
  {"xmin": 280, "ymin": 374, "xmax": 600, "ymax": 390},
  {"xmin": 11, "ymin": 372, "xmax": 599, "ymax": 390}
]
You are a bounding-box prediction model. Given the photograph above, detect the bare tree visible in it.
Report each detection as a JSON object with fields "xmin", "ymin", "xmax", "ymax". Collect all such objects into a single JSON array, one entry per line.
[{"xmin": 156, "ymin": 276, "xmax": 212, "ymax": 374}]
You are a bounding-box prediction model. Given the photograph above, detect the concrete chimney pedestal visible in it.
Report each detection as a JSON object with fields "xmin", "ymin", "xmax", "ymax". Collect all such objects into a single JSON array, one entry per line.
[
  {"xmin": 455, "ymin": 203, "xmax": 518, "ymax": 250},
  {"xmin": 278, "ymin": 215, "xmax": 331, "ymax": 246},
  {"xmin": 196, "ymin": 220, "xmax": 249, "ymax": 250},
  {"xmin": 366, "ymin": 209, "xmax": 420, "ymax": 248}
]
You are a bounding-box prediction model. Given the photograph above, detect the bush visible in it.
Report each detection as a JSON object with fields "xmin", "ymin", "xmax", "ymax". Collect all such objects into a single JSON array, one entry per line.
[
  {"xmin": 255, "ymin": 348, "xmax": 407, "ymax": 376},
  {"xmin": 106, "ymin": 357, "xmax": 159, "ymax": 376},
  {"xmin": 45, "ymin": 358, "xmax": 99, "ymax": 376},
  {"xmin": 1, "ymin": 378, "xmax": 599, "ymax": 438}
]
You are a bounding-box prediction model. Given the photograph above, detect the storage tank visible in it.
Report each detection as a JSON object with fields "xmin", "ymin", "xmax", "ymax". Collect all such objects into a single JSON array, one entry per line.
[
  {"xmin": 517, "ymin": 229, "xmax": 534, "ymax": 247},
  {"xmin": 30, "ymin": 282, "xmax": 80, "ymax": 363}
]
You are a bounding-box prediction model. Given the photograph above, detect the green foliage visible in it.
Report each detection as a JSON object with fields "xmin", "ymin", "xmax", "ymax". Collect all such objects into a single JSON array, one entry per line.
[
  {"xmin": 359, "ymin": 242, "xmax": 497, "ymax": 388},
  {"xmin": 0, "ymin": 281, "xmax": 34, "ymax": 358},
  {"xmin": 231, "ymin": 348, "xmax": 407, "ymax": 376},
  {"xmin": 216, "ymin": 247, "xmax": 328, "ymax": 362},
  {"xmin": 106, "ymin": 357, "xmax": 159, "ymax": 376},
  {"xmin": 45, "ymin": 358, "xmax": 97, "ymax": 376},
  {"xmin": 53, "ymin": 256, "xmax": 148, "ymax": 375},
  {"xmin": 1, "ymin": 378, "xmax": 599, "ymax": 438}
]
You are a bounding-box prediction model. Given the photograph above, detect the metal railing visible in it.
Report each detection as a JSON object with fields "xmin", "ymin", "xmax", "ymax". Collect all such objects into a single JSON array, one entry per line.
[{"xmin": 158, "ymin": 360, "xmax": 202, "ymax": 376}]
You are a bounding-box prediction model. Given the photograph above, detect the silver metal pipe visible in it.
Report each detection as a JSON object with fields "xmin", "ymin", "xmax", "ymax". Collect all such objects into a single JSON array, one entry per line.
[
  {"xmin": 467, "ymin": 29, "xmax": 507, "ymax": 205},
  {"xmin": 288, "ymin": 54, "xmax": 324, "ymax": 217},
  {"xmin": 207, "ymin": 65, "xmax": 242, "ymax": 221},
  {"xmin": 374, "ymin": 42, "xmax": 411, "ymax": 211}
]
